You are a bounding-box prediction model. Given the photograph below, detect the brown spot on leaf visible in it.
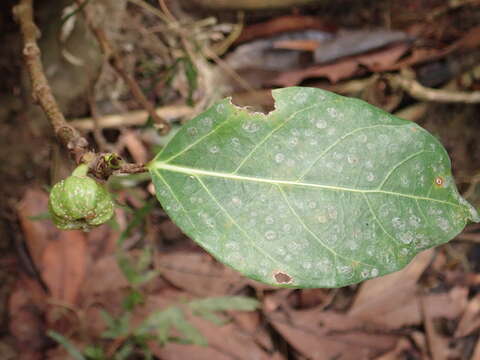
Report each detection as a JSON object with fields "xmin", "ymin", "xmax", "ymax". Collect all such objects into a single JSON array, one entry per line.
[
  {"xmin": 434, "ymin": 176, "xmax": 444, "ymax": 187},
  {"xmin": 274, "ymin": 271, "xmax": 292, "ymax": 284}
]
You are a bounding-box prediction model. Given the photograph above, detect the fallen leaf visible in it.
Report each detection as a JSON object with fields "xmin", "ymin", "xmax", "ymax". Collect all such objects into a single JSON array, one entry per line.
[
  {"xmin": 86, "ymin": 225, "xmax": 119, "ymax": 260},
  {"xmin": 150, "ymin": 342, "xmax": 231, "ymax": 360},
  {"xmin": 314, "ymin": 29, "xmax": 411, "ymax": 64},
  {"xmin": 471, "ymin": 336, "xmax": 480, "ymax": 360},
  {"xmin": 349, "ymin": 250, "xmax": 433, "ymax": 325},
  {"xmin": 231, "ymin": 311, "xmax": 274, "ymax": 351},
  {"xmin": 16, "ymin": 189, "xmax": 54, "ymax": 270},
  {"xmin": 121, "ymin": 130, "xmax": 148, "ymax": 164},
  {"xmin": 8, "ymin": 276, "xmax": 47, "ymax": 357},
  {"xmin": 81, "ymin": 255, "xmax": 129, "ymax": 296},
  {"xmin": 422, "ymin": 296, "xmax": 451, "ymax": 360},
  {"xmin": 373, "ymin": 338, "xmax": 414, "ymax": 360},
  {"xmin": 268, "ymin": 309, "xmax": 399, "ymax": 360},
  {"xmin": 236, "ymin": 15, "xmax": 335, "ymax": 44},
  {"xmin": 41, "ymin": 230, "xmax": 87, "ymax": 305},
  {"xmin": 273, "ymin": 39, "xmax": 320, "ymax": 51},
  {"xmin": 272, "ymin": 58, "xmax": 358, "ymax": 85},
  {"xmin": 349, "ymin": 251, "xmax": 467, "ymax": 328},
  {"xmin": 157, "ymin": 252, "xmax": 246, "ymax": 296},
  {"xmin": 272, "ymin": 43, "xmax": 409, "ymax": 85},
  {"xmin": 226, "ymin": 30, "xmax": 331, "ymax": 71},
  {"xmin": 140, "ymin": 292, "xmax": 269, "ymax": 360},
  {"xmin": 455, "ymin": 293, "xmax": 480, "ymax": 338}
]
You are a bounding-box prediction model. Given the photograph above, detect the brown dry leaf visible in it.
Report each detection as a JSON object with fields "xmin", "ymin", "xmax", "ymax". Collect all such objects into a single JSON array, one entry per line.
[
  {"xmin": 272, "ymin": 43, "xmax": 409, "ymax": 86},
  {"xmin": 422, "ymin": 296, "xmax": 451, "ymax": 360},
  {"xmin": 156, "ymin": 318, "xmax": 270, "ymax": 360},
  {"xmin": 455, "ymin": 293, "xmax": 480, "ymax": 338},
  {"xmin": 86, "ymin": 225, "xmax": 119, "ymax": 260},
  {"xmin": 471, "ymin": 337, "xmax": 480, "ymax": 360},
  {"xmin": 139, "ymin": 292, "xmax": 269, "ymax": 360},
  {"xmin": 231, "ymin": 311, "xmax": 274, "ymax": 351},
  {"xmin": 8, "ymin": 276, "xmax": 47, "ymax": 357},
  {"xmin": 150, "ymin": 342, "xmax": 231, "ymax": 360},
  {"xmin": 81, "ymin": 255, "xmax": 129, "ymax": 297},
  {"xmin": 121, "ymin": 130, "xmax": 148, "ymax": 164},
  {"xmin": 355, "ymin": 43, "xmax": 410, "ymax": 71},
  {"xmin": 349, "ymin": 250, "xmax": 433, "ymax": 327},
  {"xmin": 41, "ymin": 230, "xmax": 88, "ymax": 305},
  {"xmin": 268, "ymin": 308, "xmax": 399, "ymax": 360},
  {"xmin": 410, "ymin": 331, "xmax": 429, "ymax": 358},
  {"xmin": 16, "ymin": 188, "xmax": 89, "ymax": 306},
  {"xmin": 16, "ymin": 189, "xmax": 55, "ymax": 270},
  {"xmin": 383, "ymin": 26, "xmax": 480, "ymax": 72},
  {"xmin": 373, "ymin": 338, "xmax": 414, "ymax": 360},
  {"xmin": 273, "ymin": 39, "xmax": 320, "ymax": 51},
  {"xmin": 452, "ymin": 25, "xmax": 480, "ymax": 51},
  {"xmin": 272, "ymin": 58, "xmax": 358, "ymax": 85},
  {"xmin": 351, "ymin": 250, "xmax": 467, "ymax": 329},
  {"xmin": 236, "ymin": 15, "xmax": 334, "ymax": 44},
  {"xmin": 157, "ymin": 252, "xmax": 246, "ymax": 296}
]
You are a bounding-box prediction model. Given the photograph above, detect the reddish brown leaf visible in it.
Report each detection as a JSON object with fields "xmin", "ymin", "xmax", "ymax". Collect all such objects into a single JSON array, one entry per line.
[
  {"xmin": 269, "ymin": 309, "xmax": 399, "ymax": 360},
  {"xmin": 373, "ymin": 338, "xmax": 414, "ymax": 360},
  {"xmin": 41, "ymin": 230, "xmax": 88, "ymax": 305},
  {"xmin": 273, "ymin": 39, "xmax": 320, "ymax": 51},
  {"xmin": 272, "ymin": 43, "xmax": 409, "ymax": 85},
  {"xmin": 139, "ymin": 292, "xmax": 269, "ymax": 360},
  {"xmin": 236, "ymin": 15, "xmax": 335, "ymax": 44},
  {"xmin": 349, "ymin": 250, "xmax": 433, "ymax": 327},
  {"xmin": 157, "ymin": 252, "xmax": 246, "ymax": 296},
  {"xmin": 121, "ymin": 130, "xmax": 148, "ymax": 164},
  {"xmin": 16, "ymin": 189, "xmax": 54, "ymax": 270},
  {"xmin": 81, "ymin": 255, "xmax": 129, "ymax": 297},
  {"xmin": 272, "ymin": 58, "xmax": 358, "ymax": 85},
  {"xmin": 349, "ymin": 251, "xmax": 467, "ymax": 329},
  {"xmin": 455, "ymin": 293, "xmax": 480, "ymax": 338},
  {"xmin": 8, "ymin": 277, "xmax": 47, "ymax": 356},
  {"xmin": 422, "ymin": 296, "xmax": 451, "ymax": 360}
]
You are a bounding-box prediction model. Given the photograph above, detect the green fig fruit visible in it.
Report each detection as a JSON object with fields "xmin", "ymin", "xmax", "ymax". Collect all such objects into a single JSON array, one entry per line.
[{"xmin": 48, "ymin": 164, "xmax": 114, "ymax": 230}]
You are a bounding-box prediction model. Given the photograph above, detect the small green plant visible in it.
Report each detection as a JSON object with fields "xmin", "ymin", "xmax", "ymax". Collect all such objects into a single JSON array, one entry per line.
[
  {"xmin": 49, "ymin": 87, "xmax": 479, "ymax": 288},
  {"xmin": 49, "ymin": 295, "xmax": 259, "ymax": 359}
]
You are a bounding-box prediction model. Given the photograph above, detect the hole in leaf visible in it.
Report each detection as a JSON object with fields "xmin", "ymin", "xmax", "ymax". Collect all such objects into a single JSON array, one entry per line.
[{"xmin": 274, "ymin": 271, "xmax": 292, "ymax": 284}]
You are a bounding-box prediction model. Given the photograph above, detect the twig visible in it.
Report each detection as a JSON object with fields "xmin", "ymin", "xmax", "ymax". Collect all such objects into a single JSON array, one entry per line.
[
  {"xmin": 74, "ymin": 0, "xmax": 171, "ymax": 134},
  {"xmin": 13, "ymin": 0, "xmax": 89, "ymax": 162},
  {"xmin": 70, "ymin": 104, "xmax": 193, "ymax": 130},
  {"xmin": 13, "ymin": 0, "xmax": 149, "ymax": 179},
  {"xmin": 87, "ymin": 88, "xmax": 111, "ymax": 152},
  {"xmin": 387, "ymin": 74, "xmax": 480, "ymax": 103}
]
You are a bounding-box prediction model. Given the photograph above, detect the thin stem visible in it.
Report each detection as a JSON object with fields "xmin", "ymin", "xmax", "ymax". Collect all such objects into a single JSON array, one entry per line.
[
  {"xmin": 13, "ymin": 0, "xmax": 150, "ymax": 179},
  {"xmin": 13, "ymin": 0, "xmax": 89, "ymax": 161}
]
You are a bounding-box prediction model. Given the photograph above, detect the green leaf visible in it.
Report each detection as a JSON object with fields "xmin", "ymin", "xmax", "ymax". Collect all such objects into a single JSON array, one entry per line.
[
  {"xmin": 188, "ymin": 296, "xmax": 259, "ymax": 325},
  {"xmin": 47, "ymin": 331, "xmax": 85, "ymax": 360},
  {"xmin": 83, "ymin": 346, "xmax": 105, "ymax": 360},
  {"xmin": 148, "ymin": 86, "xmax": 479, "ymax": 288},
  {"xmin": 101, "ymin": 311, "xmax": 131, "ymax": 339},
  {"xmin": 138, "ymin": 307, "xmax": 206, "ymax": 346}
]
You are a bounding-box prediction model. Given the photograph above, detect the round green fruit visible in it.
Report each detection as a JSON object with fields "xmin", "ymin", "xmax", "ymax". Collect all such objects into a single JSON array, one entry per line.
[{"xmin": 48, "ymin": 164, "xmax": 114, "ymax": 230}]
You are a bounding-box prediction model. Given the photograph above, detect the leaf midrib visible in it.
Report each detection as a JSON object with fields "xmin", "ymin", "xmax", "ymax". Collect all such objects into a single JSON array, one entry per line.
[{"xmin": 151, "ymin": 162, "xmax": 461, "ymax": 208}]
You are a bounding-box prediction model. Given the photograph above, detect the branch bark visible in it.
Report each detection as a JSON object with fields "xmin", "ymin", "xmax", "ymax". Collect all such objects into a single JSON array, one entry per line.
[
  {"xmin": 13, "ymin": 0, "xmax": 89, "ymax": 161},
  {"xmin": 387, "ymin": 74, "xmax": 480, "ymax": 103},
  {"xmin": 13, "ymin": 0, "xmax": 149, "ymax": 179}
]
